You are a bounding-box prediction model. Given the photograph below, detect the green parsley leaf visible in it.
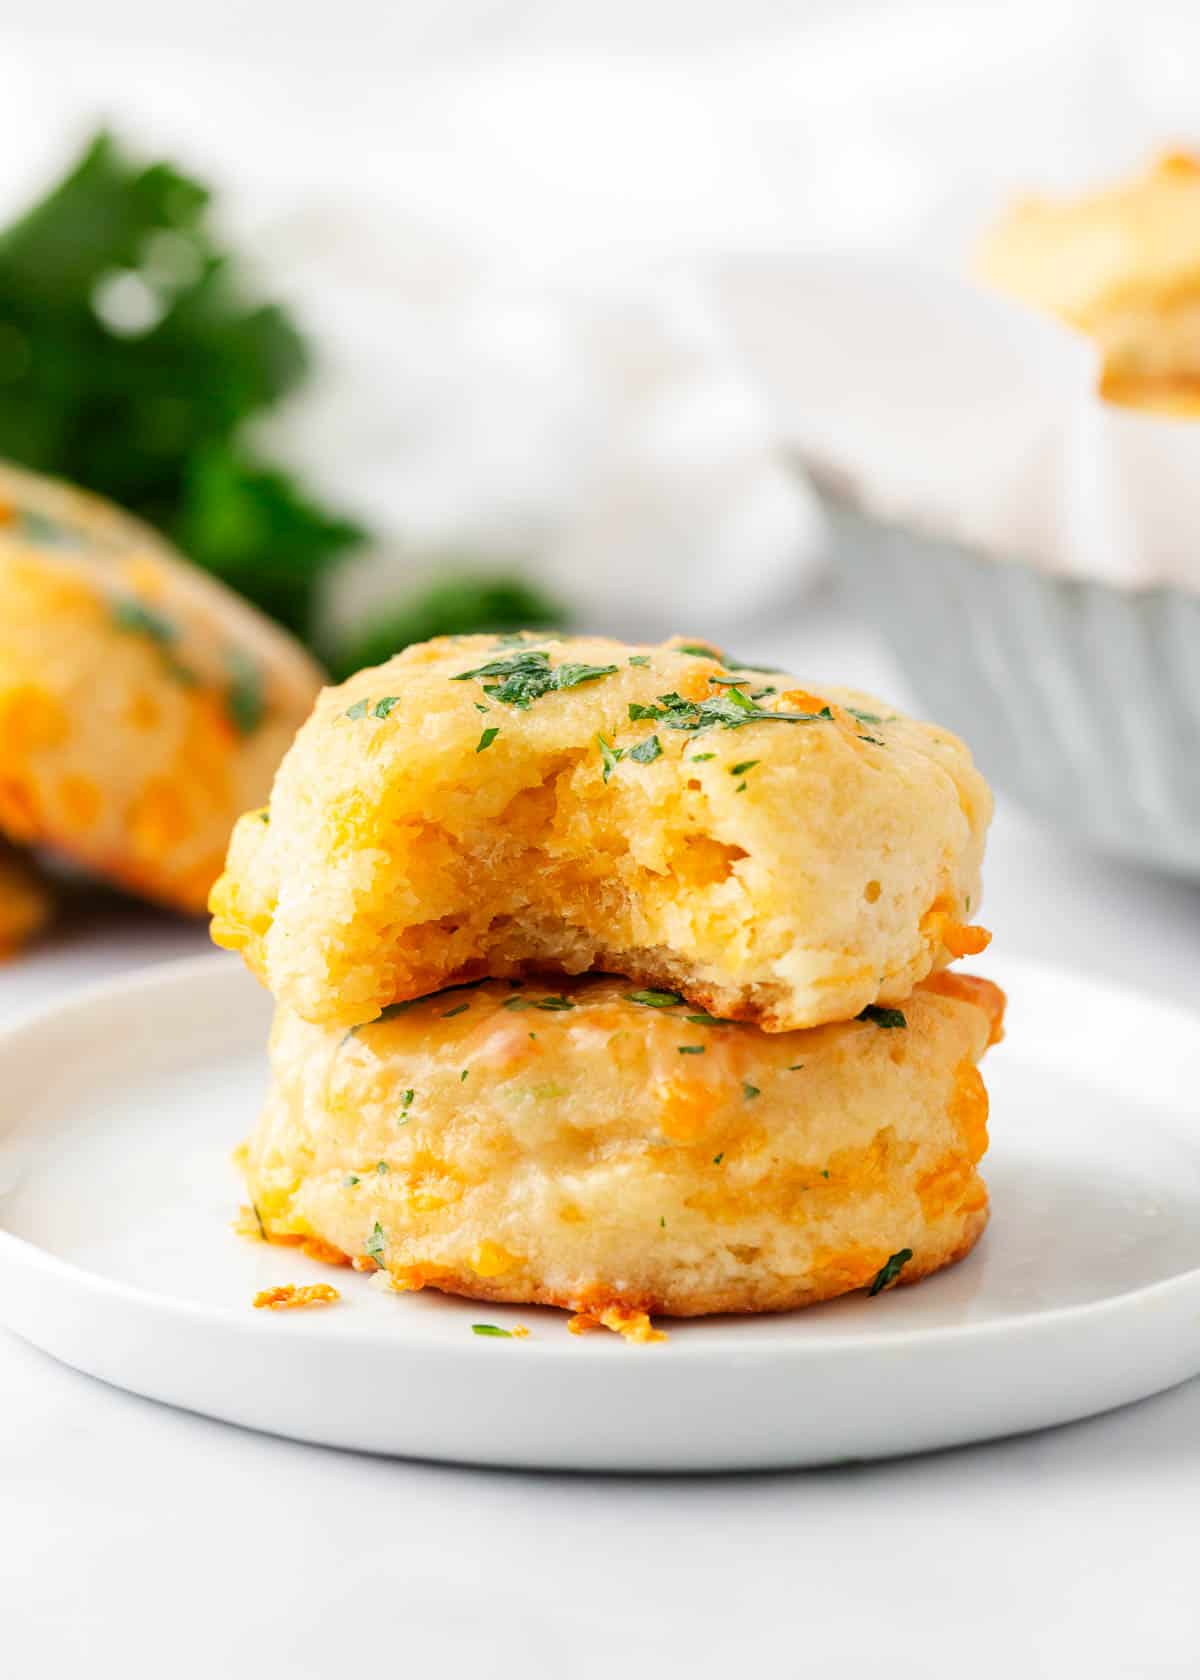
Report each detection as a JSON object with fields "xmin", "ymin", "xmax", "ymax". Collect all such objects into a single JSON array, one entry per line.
[
  {"xmin": 787, "ymin": 1063, "xmax": 804, "ymax": 1071},
  {"xmin": 474, "ymin": 701, "xmax": 489, "ymax": 713},
  {"xmin": 344, "ymin": 698, "xmax": 369, "ymax": 719},
  {"xmin": 625, "ymin": 989, "xmax": 684, "ymax": 1009},
  {"xmin": 675, "ymin": 642, "xmax": 723, "ymax": 659},
  {"xmin": 678, "ymin": 1044, "xmax": 705, "ymax": 1055},
  {"xmin": 376, "ymin": 1160, "xmax": 389, "ymax": 1174},
  {"xmin": 532, "ymin": 994, "xmax": 575, "ymax": 1011},
  {"xmin": 858, "ymin": 1005, "xmax": 907, "ymax": 1030},
  {"xmin": 628, "ymin": 654, "xmax": 651, "ymax": 667},
  {"xmin": 868, "ymin": 1248, "xmax": 913, "ymax": 1296},
  {"xmin": 597, "ymin": 734, "xmax": 623, "ymax": 781},
  {"xmin": 250, "ymin": 1200, "xmax": 267, "ymax": 1240},
  {"xmin": 742, "ymin": 1082, "xmax": 760, "ymax": 1100},
  {"xmin": 460, "ymin": 1068, "xmax": 468, "ymax": 1082},
  {"xmin": 451, "ymin": 649, "xmax": 617, "ymax": 710},
  {"xmin": 730, "ymin": 759, "xmax": 759, "ymax": 777},
  {"xmin": 689, "ymin": 752, "xmax": 716, "ymax": 762},
  {"xmin": 400, "ymin": 1088, "xmax": 414, "ymax": 1109},
  {"xmin": 660, "ymin": 1217, "xmax": 667, "ymax": 1229},
  {"xmin": 365, "ymin": 1221, "xmax": 386, "ymax": 1264},
  {"xmin": 846, "ymin": 708, "xmax": 883, "ymax": 725},
  {"xmin": 476, "ymin": 725, "xmax": 500, "ymax": 753},
  {"xmin": 112, "ymin": 598, "xmax": 176, "ymax": 643},
  {"xmin": 343, "ymin": 1174, "xmax": 359, "ymax": 1187},
  {"xmin": 257, "ymin": 810, "xmax": 270, "ymax": 824},
  {"xmin": 686, "ymin": 1012, "xmax": 736, "ymax": 1025},
  {"xmin": 442, "ymin": 1002, "xmax": 471, "ymax": 1018},
  {"xmin": 712, "ymin": 1153, "xmax": 724, "ymax": 1165},
  {"xmin": 629, "ymin": 734, "xmax": 662, "ymax": 764},
  {"xmin": 471, "ymin": 1323, "xmax": 513, "ymax": 1338},
  {"xmin": 372, "ymin": 695, "xmax": 400, "ymax": 719},
  {"xmin": 226, "ymin": 648, "xmax": 265, "ymax": 735},
  {"xmin": 632, "ymin": 689, "xmax": 832, "ymax": 737}
]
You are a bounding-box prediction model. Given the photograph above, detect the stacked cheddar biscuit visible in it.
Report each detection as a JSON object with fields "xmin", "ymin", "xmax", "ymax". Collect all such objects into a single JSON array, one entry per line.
[{"xmin": 213, "ymin": 633, "xmax": 1002, "ymax": 1335}]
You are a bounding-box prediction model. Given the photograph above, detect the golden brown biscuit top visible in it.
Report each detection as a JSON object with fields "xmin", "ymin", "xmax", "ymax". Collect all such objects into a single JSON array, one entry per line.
[{"xmin": 977, "ymin": 150, "xmax": 1200, "ymax": 326}]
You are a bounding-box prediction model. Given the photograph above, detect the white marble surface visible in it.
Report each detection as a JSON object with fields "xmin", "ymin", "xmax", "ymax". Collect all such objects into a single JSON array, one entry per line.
[{"xmin": 4, "ymin": 609, "xmax": 1200, "ymax": 1676}]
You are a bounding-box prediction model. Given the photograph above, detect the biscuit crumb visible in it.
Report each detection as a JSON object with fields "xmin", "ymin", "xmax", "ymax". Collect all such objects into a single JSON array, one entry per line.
[
  {"xmin": 568, "ymin": 1307, "xmax": 666, "ymax": 1343},
  {"xmin": 253, "ymin": 1283, "xmax": 340, "ymax": 1310}
]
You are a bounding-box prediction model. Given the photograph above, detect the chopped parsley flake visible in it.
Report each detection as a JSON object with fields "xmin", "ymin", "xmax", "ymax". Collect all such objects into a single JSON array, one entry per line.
[
  {"xmin": 687, "ymin": 1012, "xmax": 736, "ymax": 1025},
  {"xmin": 226, "ymin": 649, "xmax": 265, "ymax": 734},
  {"xmin": 858, "ymin": 1005, "xmax": 907, "ymax": 1030},
  {"xmin": 112, "ymin": 598, "xmax": 176, "ymax": 644},
  {"xmin": 250, "ymin": 1201, "xmax": 266, "ymax": 1240},
  {"xmin": 376, "ymin": 1160, "xmax": 389, "ymax": 1174},
  {"xmin": 660, "ymin": 1217, "xmax": 667, "ymax": 1229},
  {"xmin": 401, "ymin": 1089, "xmax": 414, "ymax": 1109},
  {"xmin": 678, "ymin": 1044, "xmax": 705, "ymax": 1055},
  {"xmin": 597, "ymin": 734, "xmax": 623, "ymax": 781},
  {"xmin": 626, "ymin": 688, "xmax": 831, "ymax": 736},
  {"xmin": 629, "ymin": 654, "xmax": 651, "ymax": 667},
  {"xmin": 258, "ymin": 810, "xmax": 270, "ymax": 824},
  {"xmin": 629, "ymin": 734, "xmax": 662, "ymax": 764},
  {"xmin": 343, "ymin": 1174, "xmax": 360, "ymax": 1187},
  {"xmin": 742, "ymin": 1082, "xmax": 760, "ymax": 1100},
  {"xmin": 712, "ymin": 1153, "xmax": 724, "ymax": 1165},
  {"xmin": 675, "ymin": 642, "xmax": 723, "ymax": 659},
  {"xmin": 846, "ymin": 708, "xmax": 883, "ymax": 726},
  {"xmin": 730, "ymin": 759, "xmax": 759, "ymax": 777},
  {"xmin": 821, "ymin": 1169, "xmax": 830, "ymax": 1179},
  {"xmin": 460, "ymin": 1069, "xmax": 469, "ymax": 1082},
  {"xmin": 472, "ymin": 1323, "xmax": 512, "ymax": 1337},
  {"xmin": 625, "ymin": 989, "xmax": 684, "ymax": 1009},
  {"xmin": 451, "ymin": 649, "xmax": 618, "ymax": 709},
  {"xmin": 476, "ymin": 725, "xmax": 500, "ymax": 753},
  {"xmin": 474, "ymin": 701, "xmax": 489, "ymax": 713},
  {"xmin": 373, "ymin": 695, "xmax": 400, "ymax": 719},
  {"xmin": 689, "ymin": 752, "xmax": 716, "ymax": 762},
  {"xmin": 787, "ymin": 1063, "xmax": 805, "ymax": 1071},
  {"xmin": 868, "ymin": 1248, "xmax": 913, "ymax": 1296},
  {"xmin": 502, "ymin": 993, "xmax": 575, "ymax": 1012},
  {"xmin": 365, "ymin": 1222, "xmax": 386, "ymax": 1264},
  {"xmin": 344, "ymin": 698, "xmax": 369, "ymax": 719},
  {"xmin": 857, "ymin": 734, "xmax": 885, "ymax": 747},
  {"xmin": 443, "ymin": 1002, "xmax": 471, "ymax": 1018}
]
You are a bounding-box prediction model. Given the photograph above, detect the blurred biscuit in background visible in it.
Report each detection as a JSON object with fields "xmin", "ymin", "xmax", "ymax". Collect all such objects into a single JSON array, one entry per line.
[
  {"xmin": 978, "ymin": 150, "xmax": 1200, "ymax": 413},
  {"xmin": 0, "ymin": 839, "xmax": 53, "ymax": 957},
  {"xmin": 0, "ymin": 460, "xmax": 323, "ymax": 915}
]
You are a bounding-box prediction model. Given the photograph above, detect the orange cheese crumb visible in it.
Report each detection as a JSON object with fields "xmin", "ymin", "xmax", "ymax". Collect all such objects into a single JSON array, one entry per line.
[
  {"xmin": 253, "ymin": 1283, "xmax": 340, "ymax": 1310},
  {"xmin": 567, "ymin": 1307, "xmax": 666, "ymax": 1343},
  {"xmin": 942, "ymin": 922, "xmax": 992, "ymax": 959}
]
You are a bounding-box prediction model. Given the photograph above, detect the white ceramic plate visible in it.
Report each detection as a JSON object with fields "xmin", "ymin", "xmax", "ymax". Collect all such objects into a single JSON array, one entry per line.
[{"xmin": 2, "ymin": 953, "xmax": 1199, "ymax": 1472}]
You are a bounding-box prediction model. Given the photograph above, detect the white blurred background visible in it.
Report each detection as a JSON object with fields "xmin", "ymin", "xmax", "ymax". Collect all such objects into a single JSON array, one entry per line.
[{"xmin": 2, "ymin": 0, "xmax": 1199, "ymax": 638}]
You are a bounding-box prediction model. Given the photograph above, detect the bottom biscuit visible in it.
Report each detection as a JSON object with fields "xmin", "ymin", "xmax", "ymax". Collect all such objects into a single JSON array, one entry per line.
[{"xmin": 242, "ymin": 971, "xmax": 1004, "ymax": 1323}]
